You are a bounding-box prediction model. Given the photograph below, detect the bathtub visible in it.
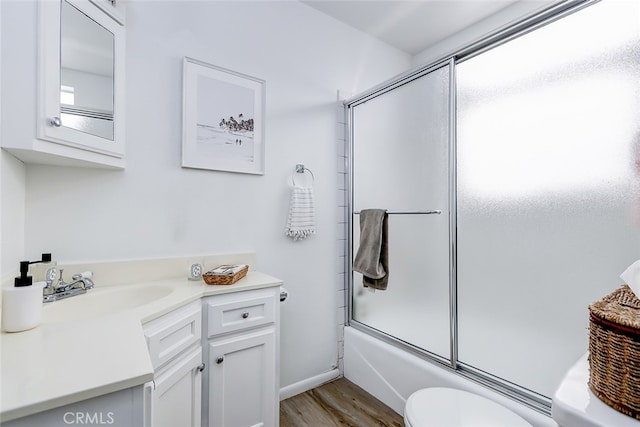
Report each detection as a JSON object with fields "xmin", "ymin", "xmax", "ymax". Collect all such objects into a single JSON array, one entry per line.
[{"xmin": 343, "ymin": 326, "xmax": 558, "ymax": 427}]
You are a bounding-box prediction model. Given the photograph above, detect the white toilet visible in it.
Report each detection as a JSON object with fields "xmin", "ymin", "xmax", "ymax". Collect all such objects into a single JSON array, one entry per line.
[{"xmin": 404, "ymin": 387, "xmax": 532, "ymax": 427}]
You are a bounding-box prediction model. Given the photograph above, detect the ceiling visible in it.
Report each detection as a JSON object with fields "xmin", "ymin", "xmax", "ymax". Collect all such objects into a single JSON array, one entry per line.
[{"xmin": 300, "ymin": 0, "xmax": 523, "ymax": 55}]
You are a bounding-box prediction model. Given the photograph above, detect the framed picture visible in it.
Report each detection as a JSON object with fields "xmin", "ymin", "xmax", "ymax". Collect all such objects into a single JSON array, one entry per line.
[{"xmin": 182, "ymin": 57, "xmax": 265, "ymax": 174}]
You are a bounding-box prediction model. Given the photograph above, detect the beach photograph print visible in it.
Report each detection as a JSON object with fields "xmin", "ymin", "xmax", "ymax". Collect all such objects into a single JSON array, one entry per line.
[
  {"xmin": 197, "ymin": 75, "xmax": 255, "ymax": 163},
  {"xmin": 182, "ymin": 57, "xmax": 265, "ymax": 174}
]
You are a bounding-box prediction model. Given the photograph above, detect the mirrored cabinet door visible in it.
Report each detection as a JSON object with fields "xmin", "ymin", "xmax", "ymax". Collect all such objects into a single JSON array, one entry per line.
[{"xmin": 37, "ymin": 0, "xmax": 125, "ymax": 168}]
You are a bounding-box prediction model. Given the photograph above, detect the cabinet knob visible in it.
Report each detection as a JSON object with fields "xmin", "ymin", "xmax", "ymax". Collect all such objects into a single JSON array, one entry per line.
[
  {"xmin": 197, "ymin": 363, "xmax": 205, "ymax": 372},
  {"xmin": 241, "ymin": 312, "xmax": 250, "ymax": 319},
  {"xmin": 48, "ymin": 117, "xmax": 62, "ymax": 127},
  {"xmin": 216, "ymin": 356, "xmax": 224, "ymax": 364}
]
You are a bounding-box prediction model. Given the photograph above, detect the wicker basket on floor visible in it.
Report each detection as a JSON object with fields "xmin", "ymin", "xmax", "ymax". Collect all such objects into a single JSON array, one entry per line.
[{"xmin": 588, "ymin": 284, "xmax": 640, "ymax": 419}]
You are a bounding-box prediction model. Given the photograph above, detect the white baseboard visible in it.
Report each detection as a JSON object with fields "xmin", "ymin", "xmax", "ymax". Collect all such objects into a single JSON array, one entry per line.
[{"xmin": 279, "ymin": 368, "xmax": 341, "ymax": 401}]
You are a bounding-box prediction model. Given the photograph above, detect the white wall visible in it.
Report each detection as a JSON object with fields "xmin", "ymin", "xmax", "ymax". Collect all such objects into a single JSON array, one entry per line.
[
  {"xmin": 0, "ymin": 151, "xmax": 26, "ymax": 282},
  {"xmin": 1, "ymin": 0, "xmax": 410, "ymax": 391},
  {"xmin": 0, "ymin": 0, "xmax": 29, "ymax": 283}
]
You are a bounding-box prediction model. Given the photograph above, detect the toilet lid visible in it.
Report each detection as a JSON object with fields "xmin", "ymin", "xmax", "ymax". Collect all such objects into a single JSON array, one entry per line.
[{"xmin": 405, "ymin": 388, "xmax": 532, "ymax": 427}]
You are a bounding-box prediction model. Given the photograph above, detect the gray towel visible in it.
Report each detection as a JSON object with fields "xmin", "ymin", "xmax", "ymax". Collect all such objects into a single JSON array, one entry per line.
[{"xmin": 353, "ymin": 209, "xmax": 389, "ymax": 290}]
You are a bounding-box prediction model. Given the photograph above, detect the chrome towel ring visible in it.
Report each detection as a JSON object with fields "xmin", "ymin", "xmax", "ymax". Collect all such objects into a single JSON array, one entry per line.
[{"xmin": 292, "ymin": 164, "xmax": 314, "ymax": 186}]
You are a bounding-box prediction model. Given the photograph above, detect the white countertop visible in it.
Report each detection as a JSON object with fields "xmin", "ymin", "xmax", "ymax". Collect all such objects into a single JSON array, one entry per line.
[
  {"xmin": 552, "ymin": 353, "xmax": 640, "ymax": 427},
  {"xmin": 0, "ymin": 271, "xmax": 282, "ymax": 422}
]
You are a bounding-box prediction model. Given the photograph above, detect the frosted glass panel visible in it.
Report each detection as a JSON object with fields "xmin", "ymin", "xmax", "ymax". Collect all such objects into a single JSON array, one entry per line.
[
  {"xmin": 353, "ymin": 66, "xmax": 450, "ymax": 212},
  {"xmin": 352, "ymin": 66, "xmax": 450, "ymax": 358},
  {"xmin": 457, "ymin": 0, "xmax": 640, "ymax": 397}
]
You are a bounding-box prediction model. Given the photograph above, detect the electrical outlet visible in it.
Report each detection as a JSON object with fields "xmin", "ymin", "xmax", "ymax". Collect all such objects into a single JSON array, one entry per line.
[{"xmin": 187, "ymin": 263, "xmax": 203, "ymax": 281}]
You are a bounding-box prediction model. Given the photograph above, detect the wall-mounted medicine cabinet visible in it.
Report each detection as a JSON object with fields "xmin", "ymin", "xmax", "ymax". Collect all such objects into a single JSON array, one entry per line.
[{"xmin": 3, "ymin": 0, "xmax": 126, "ymax": 169}]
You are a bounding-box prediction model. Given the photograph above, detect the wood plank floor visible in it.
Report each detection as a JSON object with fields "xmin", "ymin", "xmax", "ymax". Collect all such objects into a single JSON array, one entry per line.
[{"xmin": 280, "ymin": 377, "xmax": 404, "ymax": 427}]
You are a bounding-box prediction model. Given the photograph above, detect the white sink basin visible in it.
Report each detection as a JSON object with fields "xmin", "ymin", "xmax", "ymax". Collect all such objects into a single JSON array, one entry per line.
[{"xmin": 42, "ymin": 283, "xmax": 174, "ymax": 322}]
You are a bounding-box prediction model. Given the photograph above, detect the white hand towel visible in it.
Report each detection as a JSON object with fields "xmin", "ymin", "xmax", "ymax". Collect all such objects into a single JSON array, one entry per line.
[
  {"xmin": 621, "ymin": 259, "xmax": 640, "ymax": 298},
  {"xmin": 285, "ymin": 186, "xmax": 316, "ymax": 241}
]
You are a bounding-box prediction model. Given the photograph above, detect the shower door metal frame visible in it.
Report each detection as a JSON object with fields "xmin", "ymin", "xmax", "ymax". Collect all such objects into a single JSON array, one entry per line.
[
  {"xmin": 346, "ymin": 58, "xmax": 455, "ymax": 371},
  {"xmin": 344, "ymin": 0, "xmax": 599, "ymax": 416}
]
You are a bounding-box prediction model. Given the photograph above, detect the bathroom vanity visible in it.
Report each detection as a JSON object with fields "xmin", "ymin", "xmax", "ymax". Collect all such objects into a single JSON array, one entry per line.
[
  {"xmin": 143, "ymin": 300, "xmax": 203, "ymax": 427},
  {"xmin": 0, "ymin": 253, "xmax": 282, "ymax": 427},
  {"xmin": 203, "ymin": 288, "xmax": 279, "ymax": 426}
]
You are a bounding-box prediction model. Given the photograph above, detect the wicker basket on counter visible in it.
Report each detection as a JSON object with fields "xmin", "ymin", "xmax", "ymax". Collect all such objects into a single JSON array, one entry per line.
[
  {"xmin": 202, "ymin": 264, "xmax": 248, "ymax": 285},
  {"xmin": 588, "ymin": 284, "xmax": 640, "ymax": 420}
]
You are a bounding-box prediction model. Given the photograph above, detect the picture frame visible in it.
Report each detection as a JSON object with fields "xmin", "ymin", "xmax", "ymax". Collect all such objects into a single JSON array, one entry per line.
[{"xmin": 182, "ymin": 57, "xmax": 265, "ymax": 174}]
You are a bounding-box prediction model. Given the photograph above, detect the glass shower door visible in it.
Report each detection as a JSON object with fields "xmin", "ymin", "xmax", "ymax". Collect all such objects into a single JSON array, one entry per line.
[
  {"xmin": 350, "ymin": 64, "xmax": 451, "ymax": 359},
  {"xmin": 456, "ymin": 0, "xmax": 640, "ymax": 398}
]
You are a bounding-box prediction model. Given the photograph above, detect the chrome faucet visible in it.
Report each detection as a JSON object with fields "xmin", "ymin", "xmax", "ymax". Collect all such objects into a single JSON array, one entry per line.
[
  {"xmin": 71, "ymin": 272, "xmax": 95, "ymax": 290},
  {"xmin": 43, "ymin": 268, "xmax": 94, "ymax": 303},
  {"xmin": 43, "ymin": 266, "xmax": 58, "ymax": 300},
  {"xmin": 56, "ymin": 269, "xmax": 94, "ymax": 291}
]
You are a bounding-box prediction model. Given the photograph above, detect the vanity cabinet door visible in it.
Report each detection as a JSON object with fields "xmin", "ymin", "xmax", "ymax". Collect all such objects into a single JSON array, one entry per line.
[
  {"xmin": 152, "ymin": 347, "xmax": 203, "ymax": 427},
  {"xmin": 208, "ymin": 328, "xmax": 276, "ymax": 427}
]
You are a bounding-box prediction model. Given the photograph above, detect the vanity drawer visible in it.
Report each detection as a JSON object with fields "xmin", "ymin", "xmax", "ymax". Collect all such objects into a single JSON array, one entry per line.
[
  {"xmin": 144, "ymin": 300, "xmax": 202, "ymax": 370},
  {"xmin": 206, "ymin": 288, "xmax": 276, "ymax": 338}
]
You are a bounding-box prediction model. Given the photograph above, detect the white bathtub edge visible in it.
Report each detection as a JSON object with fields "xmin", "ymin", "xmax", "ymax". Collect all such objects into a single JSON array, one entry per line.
[{"xmin": 343, "ymin": 326, "xmax": 558, "ymax": 427}]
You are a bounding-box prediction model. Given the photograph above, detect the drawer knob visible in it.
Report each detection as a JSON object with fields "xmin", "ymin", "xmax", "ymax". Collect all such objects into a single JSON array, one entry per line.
[
  {"xmin": 241, "ymin": 312, "xmax": 250, "ymax": 319},
  {"xmin": 216, "ymin": 356, "xmax": 224, "ymax": 364},
  {"xmin": 197, "ymin": 363, "xmax": 205, "ymax": 372}
]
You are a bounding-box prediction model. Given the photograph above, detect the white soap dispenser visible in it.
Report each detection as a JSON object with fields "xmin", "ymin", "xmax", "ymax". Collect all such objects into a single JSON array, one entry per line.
[{"xmin": 2, "ymin": 254, "xmax": 50, "ymax": 332}]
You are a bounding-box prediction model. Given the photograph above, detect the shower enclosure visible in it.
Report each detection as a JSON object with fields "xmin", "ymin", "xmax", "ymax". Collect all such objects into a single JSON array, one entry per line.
[{"xmin": 347, "ymin": 0, "xmax": 640, "ymax": 412}]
